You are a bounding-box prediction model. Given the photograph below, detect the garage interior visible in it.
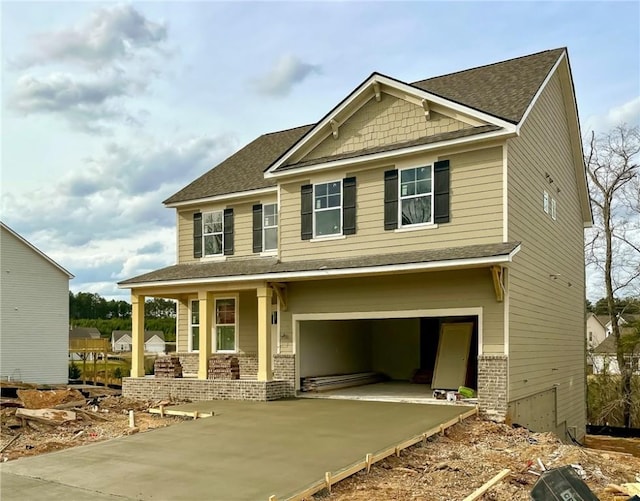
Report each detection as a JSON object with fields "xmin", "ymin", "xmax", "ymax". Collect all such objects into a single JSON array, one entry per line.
[{"xmin": 298, "ymin": 316, "xmax": 478, "ymax": 404}]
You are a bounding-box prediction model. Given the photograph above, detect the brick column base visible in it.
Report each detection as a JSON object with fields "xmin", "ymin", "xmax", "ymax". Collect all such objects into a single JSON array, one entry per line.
[{"xmin": 477, "ymin": 354, "xmax": 508, "ymax": 422}]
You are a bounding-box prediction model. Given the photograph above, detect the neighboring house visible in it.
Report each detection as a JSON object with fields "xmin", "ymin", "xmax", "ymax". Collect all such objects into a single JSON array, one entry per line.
[
  {"xmin": 597, "ymin": 313, "xmax": 639, "ymax": 336},
  {"xmin": 111, "ymin": 330, "xmax": 166, "ymax": 353},
  {"xmin": 0, "ymin": 222, "xmax": 74, "ymax": 384},
  {"xmin": 586, "ymin": 313, "xmax": 607, "ymax": 349},
  {"xmin": 69, "ymin": 326, "xmax": 102, "ymax": 361},
  {"xmin": 592, "ymin": 328, "xmax": 640, "ymax": 375},
  {"xmin": 119, "ymin": 48, "xmax": 591, "ymax": 439}
]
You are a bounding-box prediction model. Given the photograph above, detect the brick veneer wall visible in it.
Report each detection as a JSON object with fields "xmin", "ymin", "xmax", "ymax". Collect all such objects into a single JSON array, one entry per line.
[
  {"xmin": 176, "ymin": 353, "xmax": 259, "ymax": 378},
  {"xmin": 122, "ymin": 378, "xmax": 293, "ymax": 401},
  {"xmin": 477, "ymin": 354, "xmax": 508, "ymax": 421}
]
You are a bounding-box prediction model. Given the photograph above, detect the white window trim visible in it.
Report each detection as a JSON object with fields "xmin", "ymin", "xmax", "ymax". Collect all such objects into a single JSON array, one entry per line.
[
  {"xmin": 214, "ymin": 294, "xmax": 239, "ymax": 353},
  {"xmin": 312, "ymin": 179, "xmax": 343, "ymax": 238},
  {"xmin": 398, "ymin": 164, "xmax": 434, "ymax": 228},
  {"xmin": 202, "ymin": 210, "xmax": 224, "ymax": 257},
  {"xmin": 189, "ymin": 299, "xmax": 199, "ymax": 353},
  {"xmin": 394, "ymin": 222, "xmax": 439, "ymax": 233},
  {"xmin": 551, "ymin": 198, "xmax": 557, "ymax": 220},
  {"xmin": 263, "ymin": 203, "xmax": 278, "ymax": 252}
]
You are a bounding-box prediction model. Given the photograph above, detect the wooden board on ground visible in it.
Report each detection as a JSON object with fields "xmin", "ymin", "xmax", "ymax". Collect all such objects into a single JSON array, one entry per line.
[
  {"xmin": 16, "ymin": 408, "xmax": 76, "ymax": 426},
  {"xmin": 584, "ymin": 434, "xmax": 640, "ymax": 458}
]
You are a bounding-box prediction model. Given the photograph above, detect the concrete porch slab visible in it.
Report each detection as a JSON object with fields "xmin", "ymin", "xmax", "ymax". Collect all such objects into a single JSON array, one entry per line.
[{"xmin": 0, "ymin": 399, "xmax": 474, "ymax": 501}]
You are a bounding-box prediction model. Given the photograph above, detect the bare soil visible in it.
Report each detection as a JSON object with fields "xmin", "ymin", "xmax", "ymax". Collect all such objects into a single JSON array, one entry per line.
[{"xmin": 317, "ymin": 418, "xmax": 640, "ymax": 501}]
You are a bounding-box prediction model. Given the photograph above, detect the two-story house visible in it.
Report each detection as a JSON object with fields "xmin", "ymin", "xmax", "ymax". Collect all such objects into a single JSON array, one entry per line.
[{"xmin": 119, "ymin": 48, "xmax": 591, "ymax": 439}]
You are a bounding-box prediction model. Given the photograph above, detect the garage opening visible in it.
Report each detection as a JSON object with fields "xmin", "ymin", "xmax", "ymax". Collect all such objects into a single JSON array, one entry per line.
[{"xmin": 297, "ymin": 316, "xmax": 478, "ymax": 404}]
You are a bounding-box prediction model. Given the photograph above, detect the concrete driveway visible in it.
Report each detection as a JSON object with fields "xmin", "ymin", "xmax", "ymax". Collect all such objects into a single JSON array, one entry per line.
[{"xmin": 0, "ymin": 399, "xmax": 473, "ymax": 501}]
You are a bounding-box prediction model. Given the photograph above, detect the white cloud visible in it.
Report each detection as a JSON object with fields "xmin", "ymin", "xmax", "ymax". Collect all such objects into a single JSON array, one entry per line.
[
  {"xmin": 252, "ymin": 54, "xmax": 321, "ymax": 97},
  {"xmin": 1, "ymin": 134, "xmax": 234, "ymax": 299},
  {"xmin": 583, "ymin": 96, "xmax": 640, "ymax": 134},
  {"xmin": 16, "ymin": 4, "xmax": 167, "ymax": 69}
]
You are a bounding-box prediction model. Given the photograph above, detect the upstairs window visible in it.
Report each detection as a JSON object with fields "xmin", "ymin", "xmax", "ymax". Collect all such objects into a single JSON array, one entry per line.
[
  {"xmin": 400, "ymin": 166, "xmax": 433, "ymax": 226},
  {"xmin": 203, "ymin": 210, "xmax": 223, "ymax": 256},
  {"xmin": 314, "ymin": 181, "xmax": 342, "ymax": 237},
  {"xmin": 193, "ymin": 209, "xmax": 234, "ymax": 258},
  {"xmin": 263, "ymin": 204, "xmax": 278, "ymax": 251}
]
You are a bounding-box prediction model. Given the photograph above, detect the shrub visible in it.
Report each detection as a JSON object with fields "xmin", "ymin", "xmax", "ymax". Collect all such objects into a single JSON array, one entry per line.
[
  {"xmin": 113, "ymin": 367, "xmax": 124, "ymax": 379},
  {"xmin": 69, "ymin": 362, "xmax": 81, "ymax": 379}
]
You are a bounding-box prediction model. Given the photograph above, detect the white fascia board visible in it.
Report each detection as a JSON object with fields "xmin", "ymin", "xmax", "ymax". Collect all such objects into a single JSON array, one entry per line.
[
  {"xmin": 516, "ymin": 51, "xmax": 565, "ymax": 134},
  {"xmin": 118, "ymin": 245, "xmax": 521, "ymax": 290},
  {"xmin": 265, "ymin": 73, "xmax": 518, "ymax": 177},
  {"xmin": 265, "ymin": 128, "xmax": 515, "ymax": 179},
  {"xmin": 0, "ymin": 222, "xmax": 75, "ymax": 278},
  {"xmin": 164, "ymin": 187, "xmax": 277, "ymax": 208}
]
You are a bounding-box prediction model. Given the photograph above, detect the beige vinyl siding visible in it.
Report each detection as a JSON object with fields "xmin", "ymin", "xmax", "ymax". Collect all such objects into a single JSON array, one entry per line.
[
  {"xmin": 302, "ymin": 94, "xmax": 470, "ymax": 162},
  {"xmin": 507, "ymin": 71, "xmax": 586, "ymax": 435},
  {"xmin": 177, "ymin": 300, "xmax": 189, "ymax": 352},
  {"xmin": 280, "ymin": 146, "xmax": 504, "ymax": 261},
  {"xmin": 177, "ymin": 196, "xmax": 277, "ymax": 263},
  {"xmin": 0, "ymin": 228, "xmax": 69, "ymax": 384},
  {"xmin": 278, "ymin": 269, "xmax": 504, "ymax": 355}
]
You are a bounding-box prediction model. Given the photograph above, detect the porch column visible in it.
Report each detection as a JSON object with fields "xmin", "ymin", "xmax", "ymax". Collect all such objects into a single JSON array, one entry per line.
[
  {"xmin": 130, "ymin": 293, "xmax": 145, "ymax": 377},
  {"xmin": 257, "ymin": 286, "xmax": 273, "ymax": 381},
  {"xmin": 198, "ymin": 291, "xmax": 213, "ymax": 380}
]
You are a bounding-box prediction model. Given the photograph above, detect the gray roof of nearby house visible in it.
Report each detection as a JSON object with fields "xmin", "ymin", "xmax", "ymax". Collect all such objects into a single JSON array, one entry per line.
[
  {"xmin": 69, "ymin": 327, "xmax": 101, "ymax": 339},
  {"xmin": 111, "ymin": 330, "xmax": 165, "ymax": 343},
  {"xmin": 593, "ymin": 328, "xmax": 640, "ymax": 355},
  {"xmin": 119, "ymin": 241, "xmax": 520, "ymax": 286},
  {"xmin": 163, "ymin": 49, "xmax": 565, "ymax": 205}
]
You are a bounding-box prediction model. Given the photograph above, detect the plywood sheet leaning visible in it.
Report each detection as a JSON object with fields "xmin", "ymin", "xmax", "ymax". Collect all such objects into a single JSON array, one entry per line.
[{"xmin": 432, "ymin": 322, "xmax": 473, "ymax": 390}]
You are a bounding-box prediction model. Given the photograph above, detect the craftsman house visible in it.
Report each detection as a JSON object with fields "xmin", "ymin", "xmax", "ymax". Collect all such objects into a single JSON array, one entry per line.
[
  {"xmin": 1, "ymin": 222, "xmax": 74, "ymax": 384},
  {"xmin": 119, "ymin": 48, "xmax": 591, "ymax": 439}
]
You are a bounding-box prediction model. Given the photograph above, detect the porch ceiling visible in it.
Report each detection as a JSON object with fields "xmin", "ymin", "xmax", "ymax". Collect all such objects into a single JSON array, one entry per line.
[{"xmin": 118, "ymin": 241, "xmax": 520, "ymax": 289}]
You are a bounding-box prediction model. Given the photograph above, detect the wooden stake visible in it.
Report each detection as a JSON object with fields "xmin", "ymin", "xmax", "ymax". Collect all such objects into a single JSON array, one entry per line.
[
  {"xmin": 325, "ymin": 472, "xmax": 332, "ymax": 493},
  {"xmin": 366, "ymin": 453, "xmax": 372, "ymax": 473},
  {"xmin": 0, "ymin": 433, "xmax": 22, "ymax": 453},
  {"xmin": 462, "ymin": 469, "xmax": 511, "ymax": 501}
]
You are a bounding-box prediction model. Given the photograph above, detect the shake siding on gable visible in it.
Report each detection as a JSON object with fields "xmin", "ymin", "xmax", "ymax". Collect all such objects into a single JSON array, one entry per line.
[
  {"xmin": 0, "ymin": 229, "xmax": 69, "ymax": 384},
  {"xmin": 177, "ymin": 196, "xmax": 277, "ymax": 264},
  {"xmin": 301, "ymin": 95, "xmax": 470, "ymax": 162},
  {"xmin": 507, "ymin": 72, "xmax": 586, "ymax": 435},
  {"xmin": 279, "ymin": 146, "xmax": 504, "ymax": 262}
]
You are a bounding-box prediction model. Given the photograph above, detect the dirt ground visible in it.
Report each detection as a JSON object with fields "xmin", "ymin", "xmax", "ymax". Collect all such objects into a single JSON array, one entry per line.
[
  {"xmin": 318, "ymin": 418, "xmax": 640, "ymax": 501},
  {"xmin": 1, "ymin": 387, "xmax": 188, "ymax": 462}
]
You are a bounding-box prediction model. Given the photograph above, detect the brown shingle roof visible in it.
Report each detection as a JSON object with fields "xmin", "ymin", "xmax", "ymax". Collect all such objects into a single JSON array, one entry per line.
[
  {"xmin": 163, "ymin": 125, "xmax": 313, "ymax": 205},
  {"xmin": 119, "ymin": 241, "xmax": 520, "ymax": 286},
  {"xmin": 593, "ymin": 328, "xmax": 640, "ymax": 354},
  {"xmin": 164, "ymin": 49, "xmax": 565, "ymax": 203},
  {"xmin": 411, "ymin": 48, "xmax": 565, "ymax": 124}
]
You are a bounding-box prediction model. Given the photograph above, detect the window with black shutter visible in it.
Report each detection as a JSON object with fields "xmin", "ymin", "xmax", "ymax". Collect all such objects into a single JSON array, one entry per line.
[
  {"xmin": 301, "ymin": 184, "xmax": 313, "ymax": 240},
  {"xmin": 433, "ymin": 160, "xmax": 450, "ymax": 224},
  {"xmin": 343, "ymin": 177, "xmax": 357, "ymax": 235},
  {"xmin": 193, "ymin": 212, "xmax": 202, "ymax": 258},
  {"xmin": 252, "ymin": 204, "xmax": 263, "ymax": 253},
  {"xmin": 384, "ymin": 170, "xmax": 398, "ymax": 230},
  {"xmin": 223, "ymin": 208, "xmax": 234, "ymax": 255}
]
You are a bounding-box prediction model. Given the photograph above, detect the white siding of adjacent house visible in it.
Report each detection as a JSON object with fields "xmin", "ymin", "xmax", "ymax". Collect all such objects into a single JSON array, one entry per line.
[{"xmin": 0, "ymin": 227, "xmax": 70, "ymax": 384}]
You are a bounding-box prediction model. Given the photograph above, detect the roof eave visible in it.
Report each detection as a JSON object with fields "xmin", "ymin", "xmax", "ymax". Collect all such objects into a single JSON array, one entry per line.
[
  {"xmin": 118, "ymin": 244, "xmax": 521, "ymax": 290},
  {"xmin": 164, "ymin": 186, "xmax": 278, "ymax": 208}
]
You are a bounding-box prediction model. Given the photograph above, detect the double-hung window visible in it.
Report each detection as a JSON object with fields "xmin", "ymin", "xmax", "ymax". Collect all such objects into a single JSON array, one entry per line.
[
  {"xmin": 215, "ymin": 298, "xmax": 236, "ymax": 352},
  {"xmin": 314, "ymin": 181, "xmax": 342, "ymax": 237},
  {"xmin": 399, "ymin": 166, "xmax": 433, "ymax": 226},
  {"xmin": 203, "ymin": 210, "xmax": 223, "ymax": 256},
  {"xmin": 263, "ymin": 204, "xmax": 278, "ymax": 251},
  {"xmin": 189, "ymin": 300, "xmax": 200, "ymax": 352}
]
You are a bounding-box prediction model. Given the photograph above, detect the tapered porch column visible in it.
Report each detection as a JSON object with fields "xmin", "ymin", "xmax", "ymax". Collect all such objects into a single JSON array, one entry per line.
[
  {"xmin": 198, "ymin": 291, "xmax": 213, "ymax": 380},
  {"xmin": 130, "ymin": 293, "xmax": 145, "ymax": 377},
  {"xmin": 257, "ymin": 286, "xmax": 273, "ymax": 381}
]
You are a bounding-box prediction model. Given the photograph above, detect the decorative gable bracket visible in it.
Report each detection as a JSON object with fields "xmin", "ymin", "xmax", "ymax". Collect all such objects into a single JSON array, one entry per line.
[
  {"xmin": 270, "ymin": 282, "xmax": 288, "ymax": 311},
  {"xmin": 329, "ymin": 119, "xmax": 339, "ymax": 139},
  {"xmin": 421, "ymin": 99, "xmax": 431, "ymax": 120},
  {"xmin": 491, "ymin": 265, "xmax": 505, "ymax": 302}
]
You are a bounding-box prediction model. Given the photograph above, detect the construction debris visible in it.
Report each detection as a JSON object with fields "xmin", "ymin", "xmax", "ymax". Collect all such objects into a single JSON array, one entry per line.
[
  {"xmin": 0, "ymin": 388, "xmax": 189, "ymax": 462},
  {"xmin": 318, "ymin": 418, "xmax": 640, "ymax": 501},
  {"xmin": 153, "ymin": 356, "xmax": 183, "ymax": 378},
  {"xmin": 208, "ymin": 355, "xmax": 240, "ymax": 380},
  {"xmin": 301, "ymin": 372, "xmax": 385, "ymax": 392}
]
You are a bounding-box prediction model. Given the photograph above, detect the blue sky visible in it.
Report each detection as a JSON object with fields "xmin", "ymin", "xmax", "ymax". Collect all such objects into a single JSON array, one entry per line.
[{"xmin": 2, "ymin": 1, "xmax": 639, "ymax": 301}]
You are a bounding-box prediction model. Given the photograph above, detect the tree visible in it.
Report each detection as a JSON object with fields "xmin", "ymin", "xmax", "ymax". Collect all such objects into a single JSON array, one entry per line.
[{"xmin": 585, "ymin": 124, "xmax": 640, "ymax": 427}]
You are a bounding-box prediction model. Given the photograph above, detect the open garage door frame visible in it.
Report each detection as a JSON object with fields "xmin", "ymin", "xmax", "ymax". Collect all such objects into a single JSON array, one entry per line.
[{"xmin": 292, "ymin": 307, "xmax": 484, "ymax": 391}]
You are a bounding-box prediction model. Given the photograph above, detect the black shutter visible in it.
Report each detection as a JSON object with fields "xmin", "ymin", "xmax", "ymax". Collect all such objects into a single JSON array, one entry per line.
[
  {"xmin": 252, "ymin": 204, "xmax": 263, "ymax": 253},
  {"xmin": 223, "ymin": 208, "xmax": 234, "ymax": 255},
  {"xmin": 434, "ymin": 160, "xmax": 450, "ymax": 224},
  {"xmin": 301, "ymin": 184, "xmax": 313, "ymax": 240},
  {"xmin": 343, "ymin": 177, "xmax": 356, "ymax": 235},
  {"xmin": 384, "ymin": 170, "xmax": 398, "ymax": 230},
  {"xmin": 193, "ymin": 212, "xmax": 202, "ymax": 258}
]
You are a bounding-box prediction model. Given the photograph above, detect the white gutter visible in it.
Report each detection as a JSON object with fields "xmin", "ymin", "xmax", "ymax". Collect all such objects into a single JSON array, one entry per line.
[
  {"xmin": 164, "ymin": 187, "xmax": 277, "ymax": 208},
  {"xmin": 119, "ymin": 244, "xmax": 521, "ymax": 289}
]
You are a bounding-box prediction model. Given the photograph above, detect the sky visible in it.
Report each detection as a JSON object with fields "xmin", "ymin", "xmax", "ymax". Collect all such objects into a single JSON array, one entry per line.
[{"xmin": 1, "ymin": 1, "xmax": 639, "ymax": 302}]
